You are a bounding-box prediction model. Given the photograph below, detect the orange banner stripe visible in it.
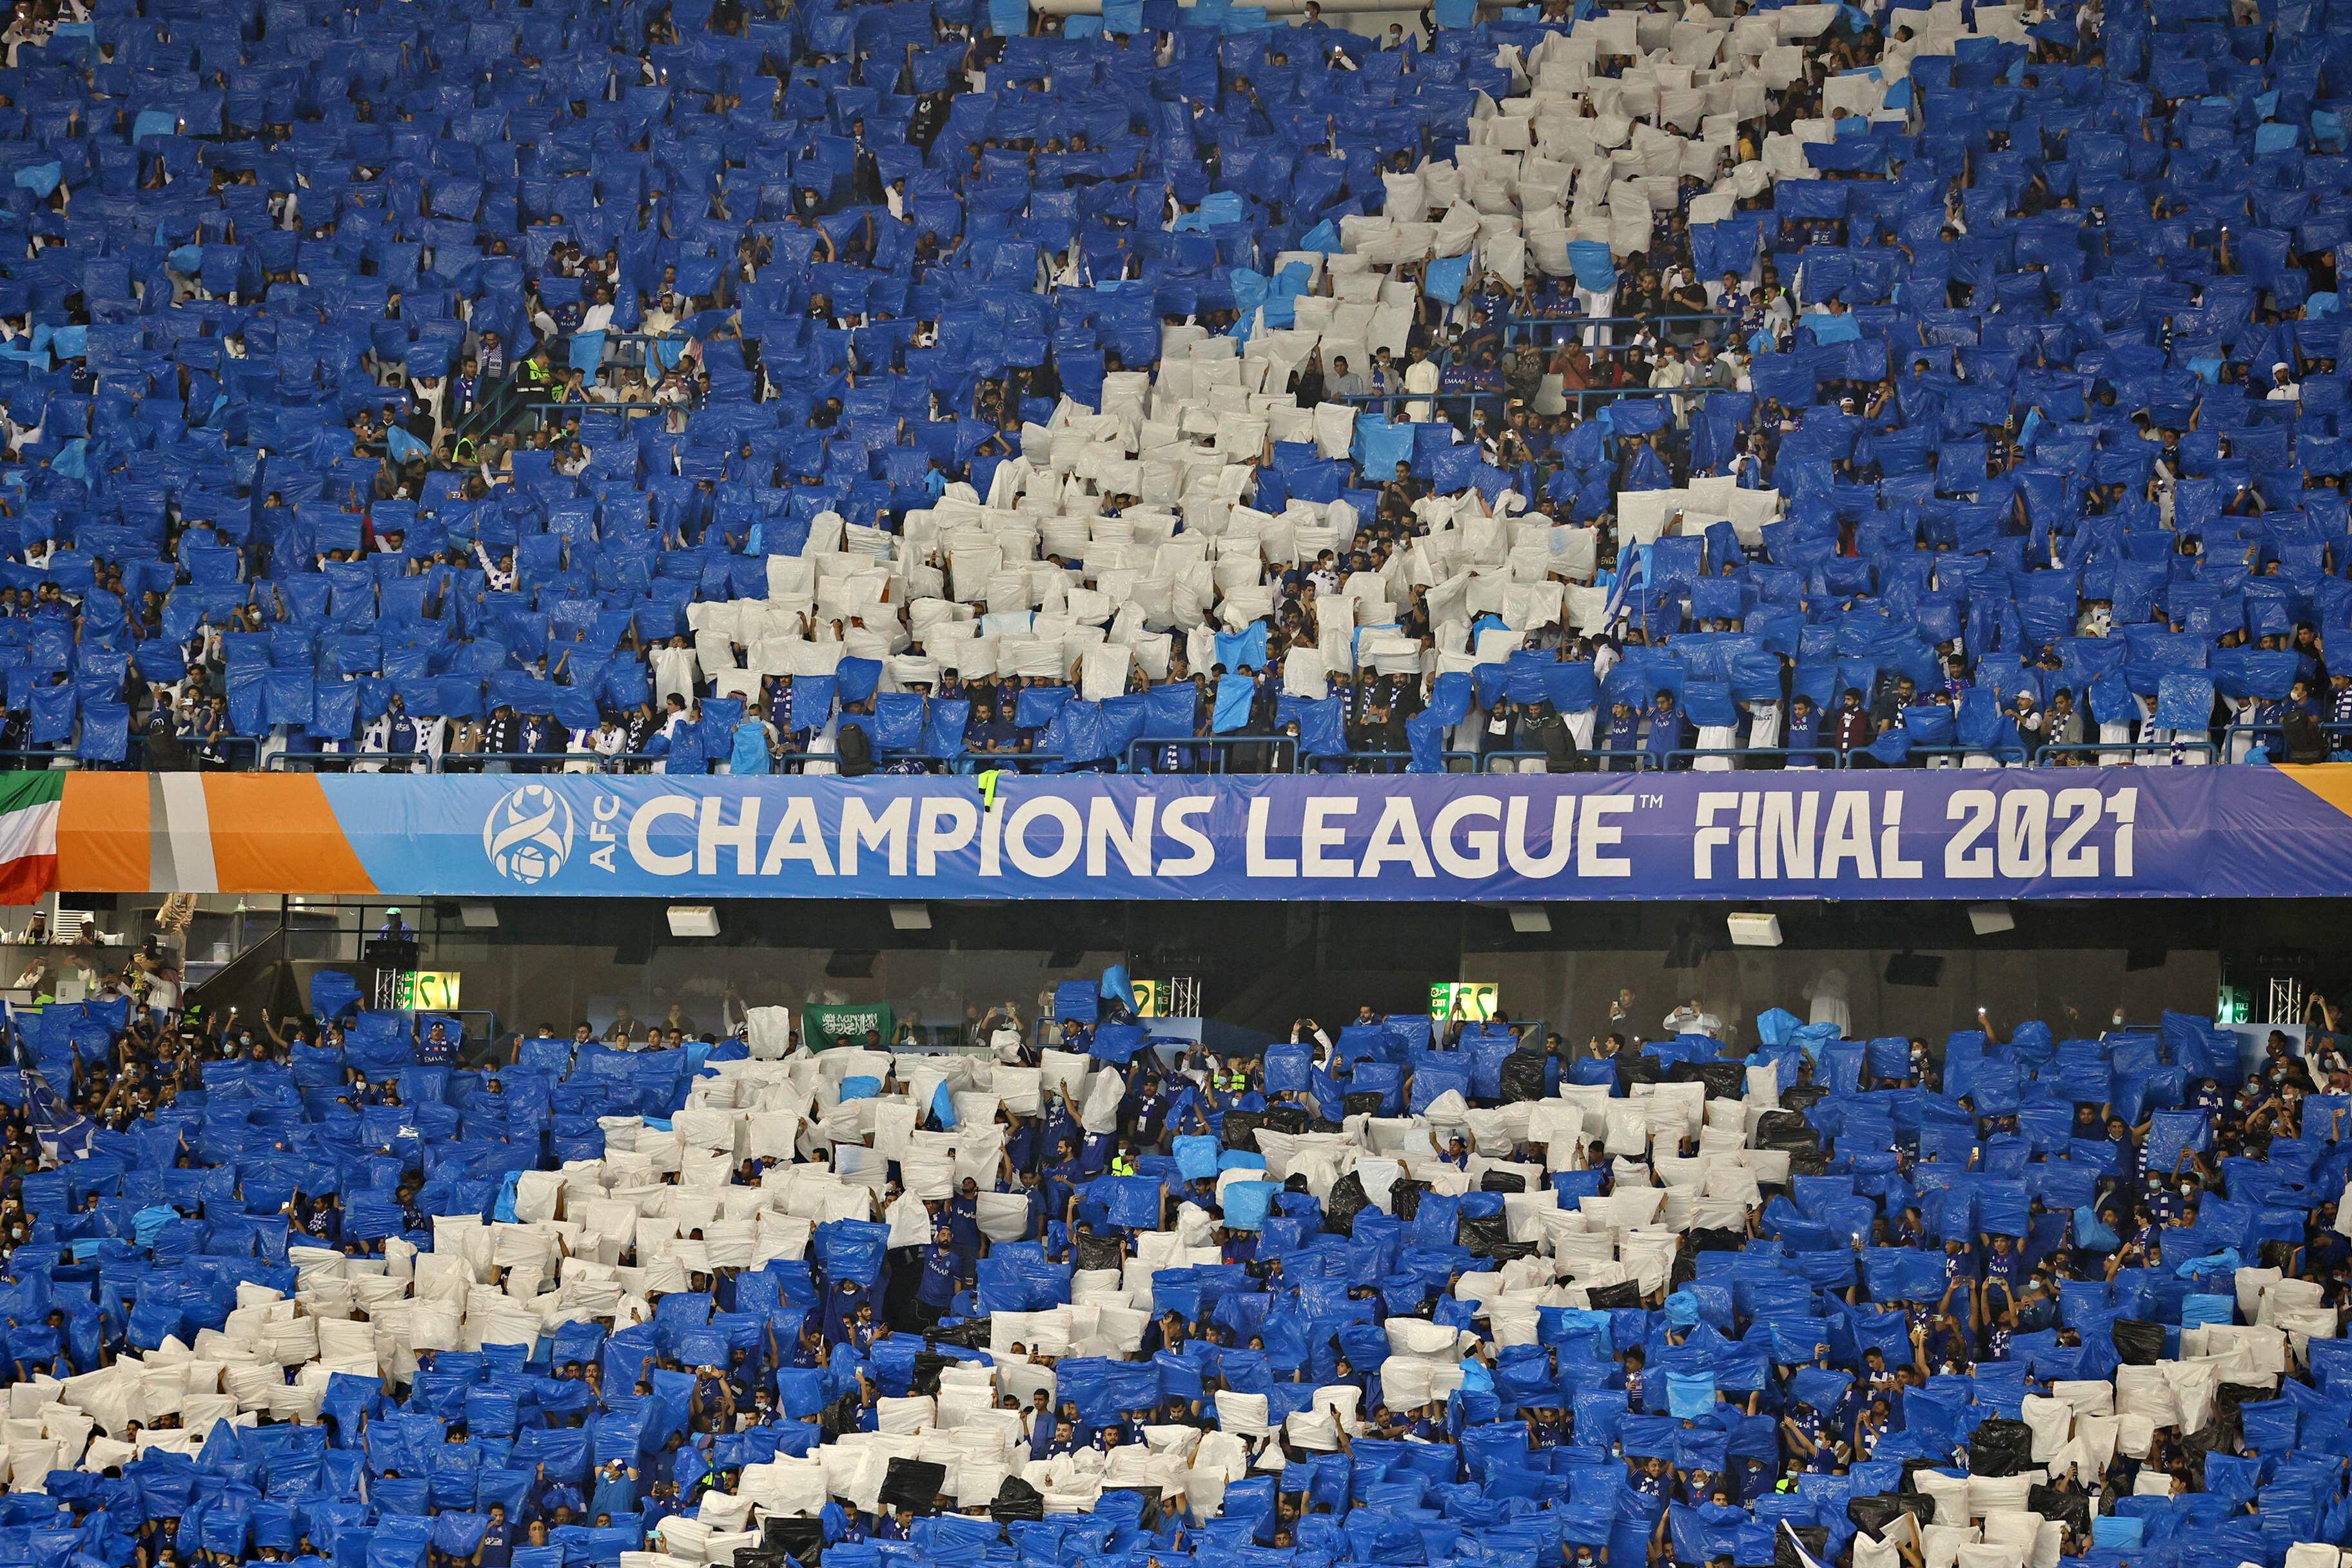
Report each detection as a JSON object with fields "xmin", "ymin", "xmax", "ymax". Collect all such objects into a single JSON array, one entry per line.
[
  {"xmin": 2274, "ymin": 761, "xmax": 2352, "ymax": 821},
  {"xmin": 203, "ymin": 776, "xmax": 378, "ymax": 894},
  {"xmin": 57, "ymin": 774, "xmax": 150, "ymax": 892}
]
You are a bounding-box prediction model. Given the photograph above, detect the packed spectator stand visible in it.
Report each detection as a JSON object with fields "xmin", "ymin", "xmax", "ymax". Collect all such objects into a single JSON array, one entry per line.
[
  {"xmin": 0, "ymin": 0, "xmax": 2339, "ymax": 778},
  {"xmin": 0, "ymin": 0, "xmax": 2349, "ymax": 1561},
  {"xmin": 1, "ymin": 958, "xmax": 2349, "ymax": 1568}
]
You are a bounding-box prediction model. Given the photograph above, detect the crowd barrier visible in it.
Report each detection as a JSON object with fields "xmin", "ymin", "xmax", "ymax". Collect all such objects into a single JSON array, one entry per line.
[{"xmin": 112, "ymin": 733, "xmax": 2307, "ymax": 778}]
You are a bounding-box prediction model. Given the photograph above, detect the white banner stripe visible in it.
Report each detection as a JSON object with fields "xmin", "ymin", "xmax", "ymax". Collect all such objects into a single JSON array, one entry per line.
[{"xmin": 158, "ymin": 772, "xmax": 218, "ymax": 894}]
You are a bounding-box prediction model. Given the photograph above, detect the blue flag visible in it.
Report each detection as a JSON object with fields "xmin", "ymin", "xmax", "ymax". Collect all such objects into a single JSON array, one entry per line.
[
  {"xmin": 1213, "ymin": 674, "xmax": 1255, "ymax": 734},
  {"xmin": 10, "ymin": 1005, "xmax": 93, "ymax": 1162}
]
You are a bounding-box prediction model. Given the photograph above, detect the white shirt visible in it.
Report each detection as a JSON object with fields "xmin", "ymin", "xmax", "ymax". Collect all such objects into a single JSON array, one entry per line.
[{"xmin": 474, "ymin": 543, "xmax": 516, "ymax": 592}]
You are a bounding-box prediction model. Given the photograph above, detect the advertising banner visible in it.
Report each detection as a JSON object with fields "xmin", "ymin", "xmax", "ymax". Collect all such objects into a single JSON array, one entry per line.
[{"xmin": 46, "ymin": 766, "xmax": 2352, "ymax": 901}]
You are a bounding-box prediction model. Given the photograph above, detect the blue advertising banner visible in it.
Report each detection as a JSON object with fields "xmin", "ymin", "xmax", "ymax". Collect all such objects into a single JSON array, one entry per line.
[{"xmin": 109, "ymin": 765, "xmax": 2352, "ymax": 901}]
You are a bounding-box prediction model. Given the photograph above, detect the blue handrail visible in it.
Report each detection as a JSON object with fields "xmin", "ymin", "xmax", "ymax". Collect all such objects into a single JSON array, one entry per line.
[
  {"xmin": 1901, "ymin": 743, "xmax": 2030, "ymax": 767},
  {"xmin": 1328, "ymin": 385, "xmax": 1731, "ymax": 410},
  {"xmin": 2220, "ymin": 720, "xmax": 2352, "ymax": 761},
  {"xmin": 121, "ymin": 732, "xmax": 2337, "ymax": 776},
  {"xmin": 2033, "ymin": 740, "xmax": 2217, "ymax": 766},
  {"xmin": 1124, "ymin": 734, "xmax": 1301, "ymax": 773},
  {"xmin": 1661, "ymin": 745, "xmax": 1848, "ymax": 770},
  {"xmin": 268, "ymin": 751, "xmax": 436, "ymax": 772}
]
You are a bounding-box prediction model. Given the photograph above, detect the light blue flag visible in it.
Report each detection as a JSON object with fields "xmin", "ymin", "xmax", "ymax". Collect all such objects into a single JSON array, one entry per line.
[
  {"xmin": 1222, "ymin": 1180, "xmax": 1278, "ymax": 1230},
  {"xmin": 1568, "ymin": 240, "xmax": 1618, "ymax": 293},
  {"xmin": 1174, "ymin": 1136, "xmax": 1219, "ymax": 1181},
  {"xmin": 1213, "ymin": 674, "xmax": 1255, "ymax": 734},
  {"xmin": 1100, "ymin": 964, "xmax": 1138, "ymax": 1015},
  {"xmin": 1214, "ymin": 622, "xmax": 1268, "ymax": 671}
]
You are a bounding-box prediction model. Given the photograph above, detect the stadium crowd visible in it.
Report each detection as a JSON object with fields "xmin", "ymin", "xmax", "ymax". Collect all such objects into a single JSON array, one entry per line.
[
  {"xmin": 0, "ymin": 959, "xmax": 2346, "ymax": 1568},
  {"xmin": 0, "ymin": 0, "xmax": 2331, "ymax": 776}
]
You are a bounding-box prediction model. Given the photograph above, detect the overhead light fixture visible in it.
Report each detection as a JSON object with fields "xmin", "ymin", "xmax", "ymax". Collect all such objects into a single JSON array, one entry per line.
[
  {"xmin": 460, "ymin": 901, "xmax": 499, "ymax": 929},
  {"xmin": 666, "ymin": 905, "xmax": 720, "ymax": 939},
  {"xmin": 889, "ymin": 903, "xmax": 932, "ymax": 932},
  {"xmin": 1726, "ymin": 912, "xmax": 1782, "ymax": 947},
  {"xmin": 1507, "ymin": 905, "xmax": 1551, "ymax": 934},
  {"xmin": 1967, "ymin": 903, "xmax": 2016, "ymax": 936}
]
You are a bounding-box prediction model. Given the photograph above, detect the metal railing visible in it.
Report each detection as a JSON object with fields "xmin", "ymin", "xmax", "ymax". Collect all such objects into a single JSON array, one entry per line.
[
  {"xmin": 1476, "ymin": 746, "xmax": 1578, "ymax": 771},
  {"xmin": 527, "ymin": 400, "xmax": 672, "ymax": 418},
  {"xmin": 268, "ymin": 751, "xmax": 437, "ymax": 773},
  {"xmin": 1503, "ymin": 310, "xmax": 1738, "ymax": 346},
  {"xmin": 1301, "ymin": 748, "xmax": 1418, "ymax": 771},
  {"xmin": 0, "ymin": 736, "xmax": 266, "ymax": 771},
  {"xmin": 1663, "ymin": 745, "xmax": 1846, "ymax": 770},
  {"xmin": 1330, "ymin": 384, "xmax": 1735, "ymax": 415},
  {"xmin": 438, "ymin": 750, "xmax": 612, "ymax": 773},
  {"xmin": 80, "ymin": 727, "xmax": 2337, "ymax": 776},
  {"xmin": 962, "ymin": 754, "xmax": 1073, "ymax": 774},
  {"xmin": 2033, "ymin": 740, "xmax": 2219, "ymax": 766},
  {"xmin": 2220, "ymin": 720, "xmax": 2352, "ymax": 762},
  {"xmin": 1123, "ymin": 734, "xmax": 1300, "ymax": 773},
  {"xmin": 1895, "ymin": 743, "xmax": 2031, "ymax": 767}
]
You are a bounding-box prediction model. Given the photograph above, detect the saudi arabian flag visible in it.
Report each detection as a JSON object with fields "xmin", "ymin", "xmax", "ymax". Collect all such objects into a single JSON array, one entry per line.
[{"xmin": 0, "ymin": 773, "xmax": 64, "ymax": 905}]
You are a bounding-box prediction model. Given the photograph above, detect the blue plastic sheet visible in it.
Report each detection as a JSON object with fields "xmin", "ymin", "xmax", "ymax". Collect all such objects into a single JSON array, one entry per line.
[{"xmin": 1222, "ymin": 1180, "xmax": 1279, "ymax": 1230}]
